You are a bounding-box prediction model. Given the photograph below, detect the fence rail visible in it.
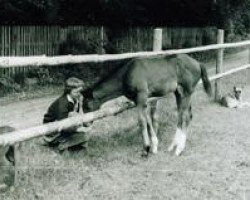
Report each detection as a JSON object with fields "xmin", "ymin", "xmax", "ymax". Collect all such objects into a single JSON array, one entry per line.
[
  {"xmin": 0, "ymin": 40, "xmax": 250, "ymax": 68},
  {"xmin": 0, "ymin": 26, "xmax": 217, "ymax": 77},
  {"xmin": 0, "ymin": 100, "xmax": 134, "ymax": 146}
]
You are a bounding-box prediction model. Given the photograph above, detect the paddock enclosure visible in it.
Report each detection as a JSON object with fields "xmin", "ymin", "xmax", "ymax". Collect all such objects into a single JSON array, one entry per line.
[{"xmin": 0, "ymin": 27, "xmax": 250, "ymax": 199}]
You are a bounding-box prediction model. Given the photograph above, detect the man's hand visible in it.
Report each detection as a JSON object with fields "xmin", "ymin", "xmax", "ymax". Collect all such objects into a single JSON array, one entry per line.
[{"xmin": 78, "ymin": 94, "xmax": 84, "ymax": 115}]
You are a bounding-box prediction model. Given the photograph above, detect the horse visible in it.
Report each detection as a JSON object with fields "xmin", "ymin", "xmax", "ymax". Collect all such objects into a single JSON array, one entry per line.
[{"xmin": 81, "ymin": 54, "xmax": 212, "ymax": 156}]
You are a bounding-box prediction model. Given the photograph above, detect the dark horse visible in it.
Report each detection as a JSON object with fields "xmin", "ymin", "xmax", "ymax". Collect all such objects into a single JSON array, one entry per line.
[{"xmin": 82, "ymin": 54, "xmax": 212, "ymax": 156}]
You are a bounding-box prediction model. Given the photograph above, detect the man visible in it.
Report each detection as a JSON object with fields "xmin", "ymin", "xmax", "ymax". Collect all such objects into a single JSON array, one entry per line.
[{"xmin": 43, "ymin": 77, "xmax": 91, "ymax": 152}]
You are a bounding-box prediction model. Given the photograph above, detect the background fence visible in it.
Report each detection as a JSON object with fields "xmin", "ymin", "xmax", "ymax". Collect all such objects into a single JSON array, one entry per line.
[
  {"xmin": 1, "ymin": 26, "xmax": 249, "ymax": 101},
  {"xmin": 0, "ymin": 26, "xmax": 217, "ymax": 55},
  {"xmin": 0, "ymin": 26, "xmax": 217, "ymax": 76}
]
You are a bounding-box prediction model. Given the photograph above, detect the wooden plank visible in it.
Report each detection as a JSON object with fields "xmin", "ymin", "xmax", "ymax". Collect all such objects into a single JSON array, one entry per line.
[
  {"xmin": 7, "ymin": 26, "xmax": 11, "ymax": 76},
  {"xmin": 0, "ymin": 101, "xmax": 134, "ymax": 146},
  {"xmin": 21, "ymin": 26, "xmax": 25, "ymax": 74},
  {"xmin": 14, "ymin": 26, "xmax": 19, "ymax": 75},
  {"xmin": 0, "ymin": 27, "xmax": 3, "ymax": 76},
  {"xmin": 1, "ymin": 27, "xmax": 4, "ymax": 56}
]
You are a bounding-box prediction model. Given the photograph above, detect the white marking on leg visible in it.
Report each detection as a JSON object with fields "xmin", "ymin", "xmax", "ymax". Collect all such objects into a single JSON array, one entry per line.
[
  {"xmin": 143, "ymin": 129, "xmax": 150, "ymax": 148},
  {"xmin": 151, "ymin": 135, "xmax": 158, "ymax": 154},
  {"xmin": 168, "ymin": 128, "xmax": 187, "ymax": 156},
  {"xmin": 138, "ymin": 106, "xmax": 150, "ymax": 153},
  {"xmin": 175, "ymin": 128, "xmax": 186, "ymax": 156},
  {"xmin": 168, "ymin": 139, "xmax": 176, "ymax": 152}
]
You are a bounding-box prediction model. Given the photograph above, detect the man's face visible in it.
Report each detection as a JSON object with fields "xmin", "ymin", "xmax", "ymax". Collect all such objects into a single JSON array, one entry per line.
[{"xmin": 70, "ymin": 87, "xmax": 83, "ymax": 100}]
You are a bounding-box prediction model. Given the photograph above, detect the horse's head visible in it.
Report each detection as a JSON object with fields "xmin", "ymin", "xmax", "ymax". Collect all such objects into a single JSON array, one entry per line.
[{"xmin": 81, "ymin": 87, "xmax": 102, "ymax": 112}]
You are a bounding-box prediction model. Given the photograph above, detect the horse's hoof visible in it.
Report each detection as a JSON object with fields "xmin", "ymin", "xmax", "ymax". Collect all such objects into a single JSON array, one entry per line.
[
  {"xmin": 175, "ymin": 148, "xmax": 183, "ymax": 156},
  {"xmin": 151, "ymin": 137, "xmax": 158, "ymax": 154},
  {"xmin": 175, "ymin": 146, "xmax": 185, "ymax": 156},
  {"xmin": 141, "ymin": 146, "xmax": 150, "ymax": 157},
  {"xmin": 168, "ymin": 143, "xmax": 176, "ymax": 152},
  {"xmin": 151, "ymin": 146, "xmax": 158, "ymax": 154}
]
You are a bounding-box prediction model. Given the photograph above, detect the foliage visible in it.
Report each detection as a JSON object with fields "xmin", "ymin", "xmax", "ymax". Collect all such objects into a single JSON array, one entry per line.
[
  {"xmin": 0, "ymin": 75, "xmax": 21, "ymax": 96},
  {"xmin": 0, "ymin": 0, "xmax": 216, "ymax": 26},
  {"xmin": 1, "ymin": 0, "xmax": 249, "ymax": 40},
  {"xmin": 26, "ymin": 67, "xmax": 53, "ymax": 85},
  {"xmin": 216, "ymin": 0, "xmax": 250, "ymax": 40}
]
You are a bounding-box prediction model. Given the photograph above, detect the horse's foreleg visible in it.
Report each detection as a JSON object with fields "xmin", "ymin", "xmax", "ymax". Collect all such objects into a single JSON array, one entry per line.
[
  {"xmin": 138, "ymin": 105, "xmax": 151, "ymax": 156},
  {"xmin": 136, "ymin": 91, "xmax": 151, "ymax": 156},
  {"xmin": 169, "ymin": 93, "xmax": 191, "ymax": 156}
]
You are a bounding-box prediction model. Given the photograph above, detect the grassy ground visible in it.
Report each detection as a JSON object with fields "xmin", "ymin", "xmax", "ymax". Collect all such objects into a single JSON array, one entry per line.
[
  {"xmin": 0, "ymin": 51, "xmax": 250, "ymax": 199},
  {"xmin": 1, "ymin": 88, "xmax": 250, "ymax": 200}
]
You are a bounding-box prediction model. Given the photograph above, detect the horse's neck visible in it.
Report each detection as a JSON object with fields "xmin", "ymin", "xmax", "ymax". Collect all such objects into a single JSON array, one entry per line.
[
  {"xmin": 92, "ymin": 64, "xmax": 129, "ymax": 107},
  {"xmin": 85, "ymin": 62, "xmax": 131, "ymax": 111}
]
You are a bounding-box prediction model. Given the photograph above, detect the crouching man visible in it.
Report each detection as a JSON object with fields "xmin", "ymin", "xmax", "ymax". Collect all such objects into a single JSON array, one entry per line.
[
  {"xmin": 0, "ymin": 126, "xmax": 15, "ymax": 192},
  {"xmin": 43, "ymin": 77, "xmax": 91, "ymax": 152}
]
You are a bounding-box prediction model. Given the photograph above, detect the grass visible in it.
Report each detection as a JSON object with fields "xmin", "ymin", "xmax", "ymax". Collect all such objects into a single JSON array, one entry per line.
[{"xmin": 1, "ymin": 50, "xmax": 250, "ymax": 199}]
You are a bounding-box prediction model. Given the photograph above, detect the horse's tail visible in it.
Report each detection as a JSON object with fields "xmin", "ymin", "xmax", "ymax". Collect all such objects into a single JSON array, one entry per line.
[{"xmin": 200, "ymin": 64, "xmax": 212, "ymax": 96}]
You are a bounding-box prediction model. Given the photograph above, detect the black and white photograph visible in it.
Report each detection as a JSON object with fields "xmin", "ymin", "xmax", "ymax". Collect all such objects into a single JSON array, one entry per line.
[{"xmin": 0, "ymin": 0, "xmax": 250, "ymax": 199}]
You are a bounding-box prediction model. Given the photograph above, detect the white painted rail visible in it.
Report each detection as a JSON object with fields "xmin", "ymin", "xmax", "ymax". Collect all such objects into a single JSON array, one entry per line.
[{"xmin": 0, "ymin": 40, "xmax": 250, "ymax": 68}]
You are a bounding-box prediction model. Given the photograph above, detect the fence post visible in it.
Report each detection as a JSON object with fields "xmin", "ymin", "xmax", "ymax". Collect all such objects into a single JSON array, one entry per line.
[
  {"xmin": 215, "ymin": 29, "xmax": 224, "ymax": 101},
  {"xmin": 153, "ymin": 28, "xmax": 162, "ymax": 51}
]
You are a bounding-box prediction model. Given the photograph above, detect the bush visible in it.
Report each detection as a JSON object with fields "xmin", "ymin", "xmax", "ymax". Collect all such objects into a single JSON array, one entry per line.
[{"xmin": 0, "ymin": 75, "xmax": 20, "ymax": 97}]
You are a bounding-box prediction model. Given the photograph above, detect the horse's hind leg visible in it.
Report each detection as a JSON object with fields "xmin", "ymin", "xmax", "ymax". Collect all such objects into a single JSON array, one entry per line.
[
  {"xmin": 146, "ymin": 101, "xmax": 159, "ymax": 154},
  {"xmin": 150, "ymin": 100, "xmax": 160, "ymax": 134},
  {"xmin": 137, "ymin": 93, "xmax": 151, "ymax": 156},
  {"xmin": 168, "ymin": 91, "xmax": 192, "ymax": 156}
]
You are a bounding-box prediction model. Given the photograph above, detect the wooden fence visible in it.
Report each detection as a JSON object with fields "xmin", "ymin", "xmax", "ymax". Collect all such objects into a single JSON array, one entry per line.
[
  {"xmin": 0, "ymin": 26, "xmax": 104, "ymax": 56},
  {"xmin": 0, "ymin": 26, "xmax": 216, "ymax": 76},
  {"xmin": 0, "ymin": 28, "xmax": 250, "ymax": 145},
  {"xmin": 0, "ymin": 26, "xmax": 216, "ymax": 54}
]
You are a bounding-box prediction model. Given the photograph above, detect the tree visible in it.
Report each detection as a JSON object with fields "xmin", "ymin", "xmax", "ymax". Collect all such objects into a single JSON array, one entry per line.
[{"xmin": 0, "ymin": 0, "xmax": 249, "ymax": 31}]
